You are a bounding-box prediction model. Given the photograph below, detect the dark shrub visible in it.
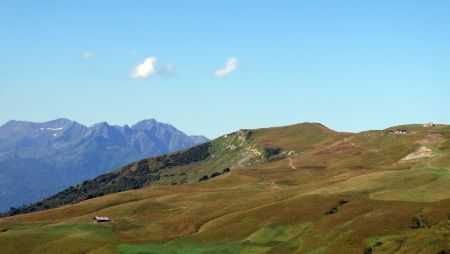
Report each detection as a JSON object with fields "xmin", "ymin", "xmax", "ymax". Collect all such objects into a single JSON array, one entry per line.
[
  {"xmin": 264, "ymin": 147, "xmax": 282, "ymax": 158},
  {"xmin": 363, "ymin": 247, "xmax": 372, "ymax": 254},
  {"xmin": 338, "ymin": 199, "xmax": 349, "ymax": 205},
  {"xmin": 411, "ymin": 216, "xmax": 427, "ymax": 229},
  {"xmin": 199, "ymin": 175, "xmax": 209, "ymax": 182},
  {"xmin": 211, "ymin": 172, "xmax": 221, "ymax": 178},
  {"xmin": 325, "ymin": 207, "xmax": 338, "ymax": 215}
]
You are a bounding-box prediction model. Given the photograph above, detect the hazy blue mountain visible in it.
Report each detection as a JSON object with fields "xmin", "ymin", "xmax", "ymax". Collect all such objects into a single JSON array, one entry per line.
[{"xmin": 0, "ymin": 118, "xmax": 208, "ymax": 212}]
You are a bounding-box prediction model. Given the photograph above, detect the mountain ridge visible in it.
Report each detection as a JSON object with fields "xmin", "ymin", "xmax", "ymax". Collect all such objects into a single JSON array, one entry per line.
[{"xmin": 0, "ymin": 118, "xmax": 208, "ymax": 212}]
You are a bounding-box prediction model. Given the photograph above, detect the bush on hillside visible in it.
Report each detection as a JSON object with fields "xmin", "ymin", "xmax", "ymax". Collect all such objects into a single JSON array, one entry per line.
[
  {"xmin": 264, "ymin": 147, "xmax": 282, "ymax": 158},
  {"xmin": 211, "ymin": 172, "xmax": 221, "ymax": 178},
  {"xmin": 199, "ymin": 175, "xmax": 209, "ymax": 181}
]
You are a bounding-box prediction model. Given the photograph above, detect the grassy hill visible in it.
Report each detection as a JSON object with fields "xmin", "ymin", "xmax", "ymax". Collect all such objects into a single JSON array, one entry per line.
[{"xmin": 0, "ymin": 123, "xmax": 449, "ymax": 254}]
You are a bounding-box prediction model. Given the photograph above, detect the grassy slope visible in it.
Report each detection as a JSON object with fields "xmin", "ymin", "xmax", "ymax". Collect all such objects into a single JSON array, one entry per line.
[
  {"xmin": 0, "ymin": 123, "xmax": 449, "ymax": 254},
  {"xmin": 7, "ymin": 123, "xmax": 338, "ymax": 216}
]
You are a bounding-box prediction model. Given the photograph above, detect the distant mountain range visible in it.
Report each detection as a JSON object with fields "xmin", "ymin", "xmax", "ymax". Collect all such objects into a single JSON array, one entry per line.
[{"xmin": 0, "ymin": 118, "xmax": 208, "ymax": 212}]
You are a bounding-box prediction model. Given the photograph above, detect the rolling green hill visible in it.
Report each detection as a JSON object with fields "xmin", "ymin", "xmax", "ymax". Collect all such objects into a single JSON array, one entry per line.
[
  {"xmin": 6, "ymin": 123, "xmax": 339, "ymax": 216},
  {"xmin": 0, "ymin": 123, "xmax": 449, "ymax": 254}
]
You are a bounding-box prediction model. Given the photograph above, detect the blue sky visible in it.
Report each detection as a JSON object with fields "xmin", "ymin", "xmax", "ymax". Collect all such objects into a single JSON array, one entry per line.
[{"xmin": 1, "ymin": 1, "xmax": 449, "ymax": 138}]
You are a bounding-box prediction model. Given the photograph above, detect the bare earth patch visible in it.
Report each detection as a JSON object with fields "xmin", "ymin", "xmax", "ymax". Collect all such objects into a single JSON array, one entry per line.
[
  {"xmin": 416, "ymin": 133, "xmax": 443, "ymax": 145},
  {"xmin": 401, "ymin": 146, "xmax": 434, "ymax": 161}
]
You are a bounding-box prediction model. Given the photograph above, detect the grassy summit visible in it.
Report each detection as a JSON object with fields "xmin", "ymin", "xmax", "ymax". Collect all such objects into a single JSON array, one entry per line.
[{"xmin": 0, "ymin": 123, "xmax": 449, "ymax": 254}]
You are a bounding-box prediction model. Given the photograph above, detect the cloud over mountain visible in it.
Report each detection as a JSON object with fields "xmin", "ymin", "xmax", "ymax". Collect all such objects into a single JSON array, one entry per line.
[{"xmin": 131, "ymin": 57, "xmax": 158, "ymax": 79}]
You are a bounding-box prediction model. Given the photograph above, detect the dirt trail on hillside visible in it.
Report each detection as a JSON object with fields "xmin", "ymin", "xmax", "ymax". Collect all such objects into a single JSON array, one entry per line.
[
  {"xmin": 288, "ymin": 157, "xmax": 297, "ymax": 169},
  {"xmin": 416, "ymin": 133, "xmax": 443, "ymax": 145},
  {"xmin": 194, "ymin": 192, "xmax": 302, "ymax": 234},
  {"xmin": 236, "ymin": 154, "xmax": 253, "ymax": 168}
]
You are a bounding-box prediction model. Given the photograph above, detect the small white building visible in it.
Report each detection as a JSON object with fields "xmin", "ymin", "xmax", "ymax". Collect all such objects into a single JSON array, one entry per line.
[
  {"xmin": 423, "ymin": 122, "xmax": 436, "ymax": 127},
  {"xmin": 394, "ymin": 128, "xmax": 407, "ymax": 134},
  {"xmin": 93, "ymin": 216, "xmax": 111, "ymax": 223}
]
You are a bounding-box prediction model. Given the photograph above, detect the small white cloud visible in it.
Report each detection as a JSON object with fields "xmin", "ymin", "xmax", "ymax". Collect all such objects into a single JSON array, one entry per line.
[
  {"xmin": 82, "ymin": 52, "xmax": 94, "ymax": 60},
  {"xmin": 214, "ymin": 57, "xmax": 238, "ymax": 77},
  {"xmin": 131, "ymin": 57, "xmax": 158, "ymax": 79}
]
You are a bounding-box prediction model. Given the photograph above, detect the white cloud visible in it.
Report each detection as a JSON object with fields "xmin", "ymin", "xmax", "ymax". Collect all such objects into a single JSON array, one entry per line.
[
  {"xmin": 214, "ymin": 57, "xmax": 238, "ymax": 77},
  {"xmin": 82, "ymin": 52, "xmax": 94, "ymax": 60},
  {"xmin": 131, "ymin": 57, "xmax": 158, "ymax": 79}
]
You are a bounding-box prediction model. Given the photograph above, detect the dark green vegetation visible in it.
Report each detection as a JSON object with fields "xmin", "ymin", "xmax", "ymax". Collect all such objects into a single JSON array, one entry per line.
[
  {"xmin": 6, "ymin": 142, "xmax": 211, "ymax": 215},
  {"xmin": 0, "ymin": 118, "xmax": 208, "ymax": 212},
  {"xmin": 199, "ymin": 168, "xmax": 231, "ymax": 182},
  {"xmin": 324, "ymin": 199, "xmax": 349, "ymax": 215},
  {"xmin": 0, "ymin": 122, "xmax": 450, "ymax": 253}
]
